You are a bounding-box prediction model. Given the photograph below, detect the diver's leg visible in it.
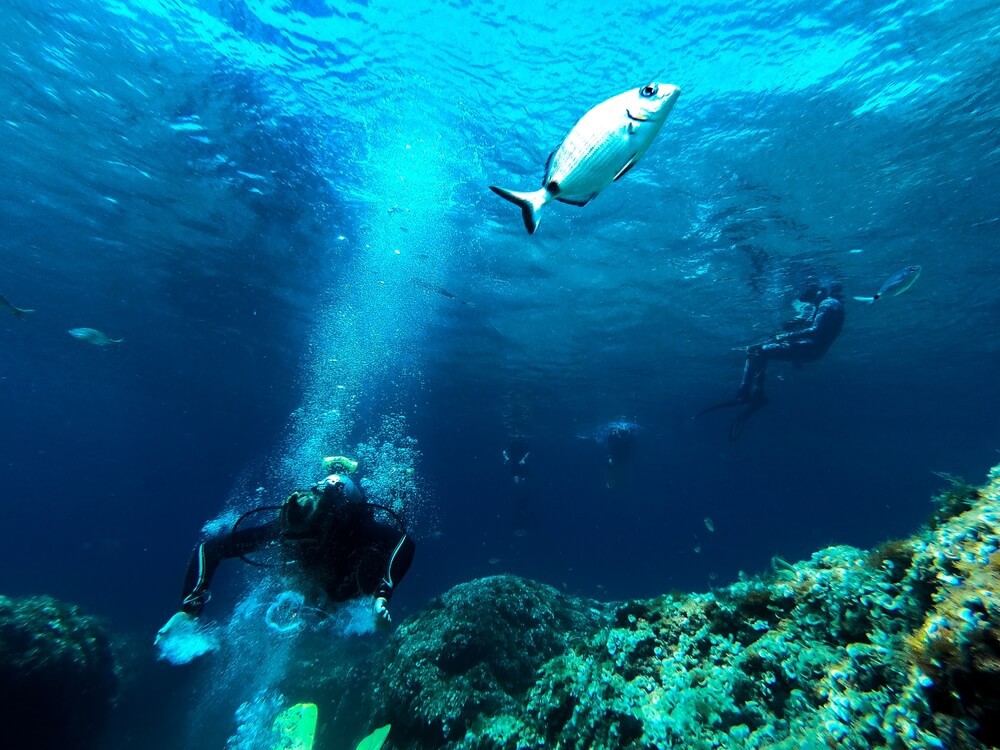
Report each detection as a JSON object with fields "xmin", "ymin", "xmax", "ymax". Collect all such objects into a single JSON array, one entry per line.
[
  {"xmin": 736, "ymin": 348, "xmax": 767, "ymax": 401},
  {"xmin": 729, "ymin": 395, "xmax": 769, "ymax": 442},
  {"xmin": 696, "ymin": 346, "xmax": 770, "ymax": 418}
]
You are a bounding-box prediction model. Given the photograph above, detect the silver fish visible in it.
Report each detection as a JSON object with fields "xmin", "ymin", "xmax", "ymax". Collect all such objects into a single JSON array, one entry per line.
[
  {"xmin": 853, "ymin": 265, "xmax": 922, "ymax": 303},
  {"xmin": 0, "ymin": 293, "xmax": 34, "ymax": 319},
  {"xmin": 68, "ymin": 327, "xmax": 123, "ymax": 347},
  {"xmin": 490, "ymin": 81, "xmax": 681, "ymax": 234}
]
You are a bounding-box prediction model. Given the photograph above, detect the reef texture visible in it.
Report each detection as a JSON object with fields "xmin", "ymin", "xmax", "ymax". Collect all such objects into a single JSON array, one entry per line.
[
  {"xmin": 0, "ymin": 594, "xmax": 118, "ymax": 749},
  {"xmin": 362, "ymin": 465, "xmax": 1000, "ymax": 749}
]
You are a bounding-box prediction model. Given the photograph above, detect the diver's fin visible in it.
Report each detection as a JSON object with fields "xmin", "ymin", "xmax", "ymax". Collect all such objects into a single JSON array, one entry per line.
[
  {"xmin": 272, "ymin": 702, "xmax": 318, "ymax": 750},
  {"xmin": 694, "ymin": 399, "xmax": 747, "ymax": 418},
  {"xmin": 729, "ymin": 397, "xmax": 769, "ymax": 442},
  {"xmin": 852, "ymin": 296, "xmax": 876, "ymax": 303},
  {"xmin": 354, "ymin": 725, "xmax": 391, "ymax": 750},
  {"xmin": 489, "ymin": 185, "xmax": 548, "ymax": 234}
]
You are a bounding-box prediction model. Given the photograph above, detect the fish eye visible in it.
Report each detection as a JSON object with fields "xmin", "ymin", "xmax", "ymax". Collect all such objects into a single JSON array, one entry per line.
[{"xmin": 640, "ymin": 84, "xmax": 658, "ymax": 98}]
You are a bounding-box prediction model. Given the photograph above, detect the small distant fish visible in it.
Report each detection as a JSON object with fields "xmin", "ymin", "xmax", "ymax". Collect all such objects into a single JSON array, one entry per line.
[
  {"xmin": 411, "ymin": 278, "xmax": 470, "ymax": 305},
  {"xmin": 413, "ymin": 279, "xmax": 455, "ymax": 299},
  {"xmin": 0, "ymin": 293, "xmax": 34, "ymax": 320},
  {"xmin": 853, "ymin": 265, "xmax": 922, "ymax": 303},
  {"xmin": 489, "ymin": 81, "xmax": 681, "ymax": 234},
  {"xmin": 68, "ymin": 327, "xmax": 123, "ymax": 347},
  {"xmin": 704, "ymin": 517, "xmax": 715, "ymax": 533}
]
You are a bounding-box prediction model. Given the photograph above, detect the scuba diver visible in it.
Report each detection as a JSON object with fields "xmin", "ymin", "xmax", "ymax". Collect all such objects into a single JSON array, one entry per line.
[
  {"xmin": 155, "ymin": 457, "xmax": 415, "ymax": 661},
  {"xmin": 604, "ymin": 422, "xmax": 636, "ymax": 490},
  {"xmin": 503, "ymin": 438, "xmax": 531, "ymax": 485},
  {"xmin": 503, "ymin": 438, "xmax": 532, "ymax": 534},
  {"xmin": 698, "ymin": 280, "xmax": 845, "ymax": 441}
]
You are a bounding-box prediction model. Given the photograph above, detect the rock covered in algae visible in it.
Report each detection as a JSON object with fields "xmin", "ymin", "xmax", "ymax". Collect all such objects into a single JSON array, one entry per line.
[
  {"xmin": 373, "ymin": 575, "xmax": 611, "ymax": 746},
  {"xmin": 0, "ymin": 594, "xmax": 118, "ymax": 749},
  {"xmin": 361, "ymin": 464, "xmax": 1000, "ymax": 749}
]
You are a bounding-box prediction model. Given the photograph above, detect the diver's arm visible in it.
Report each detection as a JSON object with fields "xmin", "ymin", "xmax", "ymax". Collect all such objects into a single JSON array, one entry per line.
[
  {"xmin": 770, "ymin": 299, "xmax": 836, "ymax": 343},
  {"xmin": 375, "ymin": 533, "xmax": 415, "ymax": 603},
  {"xmin": 180, "ymin": 520, "xmax": 281, "ymax": 616},
  {"xmin": 371, "ymin": 532, "xmax": 416, "ymax": 624},
  {"xmin": 769, "ymin": 329, "xmax": 809, "ymax": 345}
]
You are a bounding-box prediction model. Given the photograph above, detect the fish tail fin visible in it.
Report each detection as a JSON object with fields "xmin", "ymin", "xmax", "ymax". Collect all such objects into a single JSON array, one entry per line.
[
  {"xmin": 111, "ymin": 338, "xmax": 124, "ymax": 346},
  {"xmin": 852, "ymin": 296, "xmax": 876, "ymax": 304},
  {"xmin": 13, "ymin": 307, "xmax": 34, "ymax": 320},
  {"xmin": 488, "ymin": 185, "xmax": 548, "ymax": 235}
]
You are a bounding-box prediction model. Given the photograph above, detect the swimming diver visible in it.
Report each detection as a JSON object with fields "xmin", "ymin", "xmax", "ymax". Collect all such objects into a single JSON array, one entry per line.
[
  {"xmin": 503, "ymin": 438, "xmax": 531, "ymax": 485},
  {"xmin": 604, "ymin": 422, "xmax": 637, "ymax": 490},
  {"xmin": 155, "ymin": 458, "xmax": 415, "ymax": 662},
  {"xmin": 698, "ymin": 280, "xmax": 845, "ymax": 441},
  {"xmin": 503, "ymin": 438, "xmax": 532, "ymax": 534}
]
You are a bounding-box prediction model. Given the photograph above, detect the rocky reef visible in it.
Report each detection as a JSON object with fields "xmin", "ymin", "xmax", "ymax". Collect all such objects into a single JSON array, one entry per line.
[
  {"xmin": 346, "ymin": 465, "xmax": 1000, "ymax": 749},
  {"xmin": 0, "ymin": 594, "xmax": 118, "ymax": 749}
]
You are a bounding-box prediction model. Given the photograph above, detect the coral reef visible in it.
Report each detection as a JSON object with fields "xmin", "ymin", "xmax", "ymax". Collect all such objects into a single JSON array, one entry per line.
[
  {"xmin": 346, "ymin": 464, "xmax": 1000, "ymax": 749},
  {"xmin": 374, "ymin": 575, "xmax": 611, "ymax": 747},
  {"xmin": 0, "ymin": 594, "xmax": 118, "ymax": 749}
]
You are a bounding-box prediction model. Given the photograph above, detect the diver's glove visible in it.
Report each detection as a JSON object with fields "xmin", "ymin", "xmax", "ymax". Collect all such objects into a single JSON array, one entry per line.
[
  {"xmin": 156, "ymin": 611, "xmax": 193, "ymax": 642},
  {"xmin": 373, "ymin": 597, "xmax": 392, "ymax": 624},
  {"xmin": 155, "ymin": 611, "xmax": 217, "ymax": 664}
]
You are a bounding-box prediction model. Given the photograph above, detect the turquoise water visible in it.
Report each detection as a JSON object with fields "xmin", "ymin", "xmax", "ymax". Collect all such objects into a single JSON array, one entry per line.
[{"xmin": 0, "ymin": 0, "xmax": 998, "ymax": 746}]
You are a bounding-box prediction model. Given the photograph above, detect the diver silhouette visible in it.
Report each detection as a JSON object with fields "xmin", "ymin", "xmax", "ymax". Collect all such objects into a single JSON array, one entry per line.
[
  {"xmin": 604, "ymin": 423, "xmax": 637, "ymax": 490},
  {"xmin": 503, "ymin": 438, "xmax": 532, "ymax": 534},
  {"xmin": 155, "ymin": 463, "xmax": 414, "ymax": 663},
  {"xmin": 698, "ymin": 281, "xmax": 845, "ymax": 440}
]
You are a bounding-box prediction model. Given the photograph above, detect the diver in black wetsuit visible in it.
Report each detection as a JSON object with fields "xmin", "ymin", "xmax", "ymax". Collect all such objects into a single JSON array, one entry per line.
[
  {"xmin": 699, "ymin": 281, "xmax": 845, "ymax": 441},
  {"xmin": 503, "ymin": 438, "xmax": 531, "ymax": 485},
  {"xmin": 503, "ymin": 438, "xmax": 532, "ymax": 534},
  {"xmin": 604, "ymin": 423, "xmax": 636, "ymax": 490},
  {"xmin": 155, "ymin": 467, "xmax": 415, "ymax": 660}
]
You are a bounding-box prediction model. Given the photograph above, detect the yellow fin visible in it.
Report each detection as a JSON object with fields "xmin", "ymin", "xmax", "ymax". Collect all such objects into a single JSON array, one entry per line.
[
  {"xmin": 271, "ymin": 702, "xmax": 318, "ymax": 750},
  {"xmin": 355, "ymin": 724, "xmax": 391, "ymax": 750}
]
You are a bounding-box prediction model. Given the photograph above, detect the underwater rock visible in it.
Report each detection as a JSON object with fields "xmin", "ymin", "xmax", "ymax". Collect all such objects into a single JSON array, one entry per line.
[
  {"xmin": 0, "ymin": 594, "xmax": 118, "ymax": 749},
  {"xmin": 347, "ymin": 464, "xmax": 1000, "ymax": 749},
  {"xmin": 372, "ymin": 575, "xmax": 611, "ymax": 747}
]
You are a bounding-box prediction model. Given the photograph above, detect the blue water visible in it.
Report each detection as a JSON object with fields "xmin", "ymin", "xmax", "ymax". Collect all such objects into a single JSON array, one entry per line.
[{"xmin": 1, "ymin": 0, "xmax": 998, "ymax": 743}]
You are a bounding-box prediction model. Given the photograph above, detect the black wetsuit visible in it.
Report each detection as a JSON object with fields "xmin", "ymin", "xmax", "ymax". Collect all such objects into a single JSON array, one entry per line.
[
  {"xmin": 504, "ymin": 439, "xmax": 531, "ymax": 483},
  {"xmin": 737, "ymin": 295, "xmax": 845, "ymax": 401},
  {"xmin": 180, "ymin": 496, "xmax": 415, "ymax": 617},
  {"xmin": 503, "ymin": 440, "xmax": 532, "ymax": 533},
  {"xmin": 604, "ymin": 426, "xmax": 636, "ymax": 490},
  {"xmin": 606, "ymin": 427, "xmax": 635, "ymax": 466},
  {"xmin": 698, "ymin": 291, "xmax": 845, "ymax": 440}
]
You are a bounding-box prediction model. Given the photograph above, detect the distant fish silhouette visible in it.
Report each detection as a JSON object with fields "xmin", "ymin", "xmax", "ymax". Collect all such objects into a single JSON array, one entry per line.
[
  {"xmin": 411, "ymin": 278, "xmax": 470, "ymax": 305},
  {"xmin": 854, "ymin": 265, "xmax": 921, "ymax": 303},
  {"xmin": 68, "ymin": 327, "xmax": 123, "ymax": 347},
  {"xmin": 0, "ymin": 293, "xmax": 34, "ymax": 320}
]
